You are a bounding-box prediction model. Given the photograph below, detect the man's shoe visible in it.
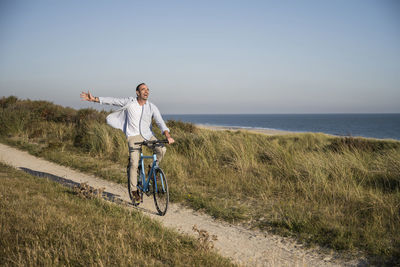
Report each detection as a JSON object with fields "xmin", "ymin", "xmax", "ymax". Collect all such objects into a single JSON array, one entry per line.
[{"xmin": 131, "ymin": 190, "xmax": 141, "ymax": 206}]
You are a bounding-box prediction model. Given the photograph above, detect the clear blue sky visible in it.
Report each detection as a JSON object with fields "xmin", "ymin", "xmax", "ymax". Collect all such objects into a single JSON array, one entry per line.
[{"xmin": 1, "ymin": 0, "xmax": 399, "ymax": 114}]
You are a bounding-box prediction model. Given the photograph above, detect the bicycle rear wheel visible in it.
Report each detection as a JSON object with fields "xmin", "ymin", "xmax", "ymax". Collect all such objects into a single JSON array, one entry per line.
[
  {"xmin": 128, "ymin": 164, "xmax": 142, "ymax": 204},
  {"xmin": 152, "ymin": 168, "xmax": 169, "ymax": 216}
]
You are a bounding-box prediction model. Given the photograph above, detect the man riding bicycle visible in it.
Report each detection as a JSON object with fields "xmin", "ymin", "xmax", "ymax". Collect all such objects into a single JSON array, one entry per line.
[{"xmin": 80, "ymin": 83, "xmax": 175, "ymax": 205}]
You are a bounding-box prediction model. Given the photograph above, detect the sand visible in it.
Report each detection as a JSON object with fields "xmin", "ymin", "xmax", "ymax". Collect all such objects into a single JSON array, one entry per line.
[{"xmin": 196, "ymin": 124, "xmax": 294, "ymax": 135}]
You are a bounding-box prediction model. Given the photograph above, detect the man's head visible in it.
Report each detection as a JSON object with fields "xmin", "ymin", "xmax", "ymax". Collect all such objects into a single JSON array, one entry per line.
[{"xmin": 136, "ymin": 83, "xmax": 149, "ymax": 101}]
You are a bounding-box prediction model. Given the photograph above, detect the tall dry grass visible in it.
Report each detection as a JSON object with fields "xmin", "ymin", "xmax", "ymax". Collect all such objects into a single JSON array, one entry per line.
[
  {"xmin": 1, "ymin": 96, "xmax": 399, "ymax": 264},
  {"xmin": 0, "ymin": 162, "xmax": 233, "ymax": 266}
]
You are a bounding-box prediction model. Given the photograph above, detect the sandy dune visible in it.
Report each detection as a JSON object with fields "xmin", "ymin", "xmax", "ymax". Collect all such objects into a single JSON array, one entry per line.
[{"xmin": 0, "ymin": 143, "xmax": 366, "ymax": 266}]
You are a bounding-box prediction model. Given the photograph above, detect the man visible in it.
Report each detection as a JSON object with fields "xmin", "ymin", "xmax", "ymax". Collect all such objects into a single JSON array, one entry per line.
[{"xmin": 80, "ymin": 83, "xmax": 174, "ymax": 205}]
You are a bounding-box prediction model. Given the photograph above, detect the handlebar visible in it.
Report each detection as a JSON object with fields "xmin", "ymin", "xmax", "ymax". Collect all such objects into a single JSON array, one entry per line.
[{"xmin": 134, "ymin": 139, "xmax": 169, "ymax": 147}]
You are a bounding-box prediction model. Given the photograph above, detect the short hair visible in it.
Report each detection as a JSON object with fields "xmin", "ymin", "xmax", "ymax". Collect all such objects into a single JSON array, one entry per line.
[{"xmin": 136, "ymin": 83, "xmax": 146, "ymax": 91}]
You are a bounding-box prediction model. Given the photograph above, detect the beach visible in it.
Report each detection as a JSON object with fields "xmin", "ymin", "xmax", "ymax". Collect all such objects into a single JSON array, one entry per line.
[{"xmin": 196, "ymin": 124, "xmax": 293, "ymax": 135}]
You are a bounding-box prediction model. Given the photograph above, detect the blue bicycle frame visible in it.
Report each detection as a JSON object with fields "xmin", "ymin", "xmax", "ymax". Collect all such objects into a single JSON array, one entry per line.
[
  {"xmin": 137, "ymin": 153, "xmax": 158, "ymax": 193},
  {"xmin": 136, "ymin": 150, "xmax": 166, "ymax": 196}
]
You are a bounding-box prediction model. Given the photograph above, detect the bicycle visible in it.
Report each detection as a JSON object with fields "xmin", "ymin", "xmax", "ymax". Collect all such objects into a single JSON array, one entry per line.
[{"xmin": 127, "ymin": 139, "xmax": 169, "ymax": 216}]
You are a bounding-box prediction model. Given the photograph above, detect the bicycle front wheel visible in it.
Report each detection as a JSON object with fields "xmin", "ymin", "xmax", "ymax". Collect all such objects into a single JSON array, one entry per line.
[{"xmin": 152, "ymin": 168, "xmax": 169, "ymax": 216}]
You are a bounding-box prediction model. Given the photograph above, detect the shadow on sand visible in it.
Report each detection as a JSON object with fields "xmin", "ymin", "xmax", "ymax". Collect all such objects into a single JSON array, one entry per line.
[{"xmin": 19, "ymin": 167, "xmax": 159, "ymax": 216}]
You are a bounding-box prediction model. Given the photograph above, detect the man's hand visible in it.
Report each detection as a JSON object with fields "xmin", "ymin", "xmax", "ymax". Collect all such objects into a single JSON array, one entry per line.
[
  {"xmin": 166, "ymin": 136, "xmax": 175, "ymax": 144},
  {"xmin": 164, "ymin": 131, "xmax": 175, "ymax": 144},
  {"xmin": 80, "ymin": 91, "xmax": 98, "ymax": 102}
]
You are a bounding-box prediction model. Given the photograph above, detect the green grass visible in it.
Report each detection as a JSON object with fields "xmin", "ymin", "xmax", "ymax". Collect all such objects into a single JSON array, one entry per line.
[
  {"xmin": 1, "ymin": 96, "xmax": 400, "ymax": 265},
  {"xmin": 0, "ymin": 162, "xmax": 233, "ymax": 266}
]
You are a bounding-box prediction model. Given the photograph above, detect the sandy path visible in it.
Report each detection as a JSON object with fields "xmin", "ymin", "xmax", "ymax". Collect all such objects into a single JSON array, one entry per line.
[{"xmin": 0, "ymin": 143, "xmax": 366, "ymax": 266}]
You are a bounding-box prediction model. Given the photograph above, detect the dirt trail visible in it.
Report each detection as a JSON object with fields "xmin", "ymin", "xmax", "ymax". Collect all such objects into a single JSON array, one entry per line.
[{"xmin": 0, "ymin": 143, "xmax": 366, "ymax": 266}]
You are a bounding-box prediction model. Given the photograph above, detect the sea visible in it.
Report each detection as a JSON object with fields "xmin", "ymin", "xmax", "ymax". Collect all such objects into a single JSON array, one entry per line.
[{"xmin": 163, "ymin": 114, "xmax": 400, "ymax": 141}]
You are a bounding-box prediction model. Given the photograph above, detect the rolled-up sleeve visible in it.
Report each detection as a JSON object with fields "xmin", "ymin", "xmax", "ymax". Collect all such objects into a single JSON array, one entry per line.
[
  {"xmin": 152, "ymin": 104, "xmax": 170, "ymax": 134},
  {"xmin": 99, "ymin": 97, "xmax": 131, "ymax": 107}
]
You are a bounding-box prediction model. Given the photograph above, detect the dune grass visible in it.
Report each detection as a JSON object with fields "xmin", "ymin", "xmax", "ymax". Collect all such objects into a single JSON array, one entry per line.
[
  {"xmin": 1, "ymin": 96, "xmax": 399, "ymax": 264},
  {"xmin": 0, "ymin": 162, "xmax": 233, "ymax": 266}
]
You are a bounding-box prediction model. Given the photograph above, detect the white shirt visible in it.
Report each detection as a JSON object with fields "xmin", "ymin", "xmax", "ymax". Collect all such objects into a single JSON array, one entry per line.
[
  {"xmin": 125, "ymin": 100, "xmax": 143, "ymax": 137},
  {"xmin": 98, "ymin": 96, "xmax": 170, "ymax": 140}
]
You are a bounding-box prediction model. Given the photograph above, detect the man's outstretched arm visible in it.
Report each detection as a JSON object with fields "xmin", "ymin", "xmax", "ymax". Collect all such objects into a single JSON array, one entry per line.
[
  {"xmin": 80, "ymin": 91, "xmax": 99, "ymax": 102},
  {"xmin": 80, "ymin": 91, "xmax": 130, "ymax": 107}
]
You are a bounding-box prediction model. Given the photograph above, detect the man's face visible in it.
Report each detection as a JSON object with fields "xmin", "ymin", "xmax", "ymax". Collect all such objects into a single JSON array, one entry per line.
[{"xmin": 137, "ymin": 84, "xmax": 149, "ymax": 100}]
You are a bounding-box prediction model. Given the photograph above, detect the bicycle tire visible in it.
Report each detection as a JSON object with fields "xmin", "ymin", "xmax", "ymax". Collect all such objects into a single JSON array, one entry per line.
[{"xmin": 152, "ymin": 167, "xmax": 169, "ymax": 216}]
